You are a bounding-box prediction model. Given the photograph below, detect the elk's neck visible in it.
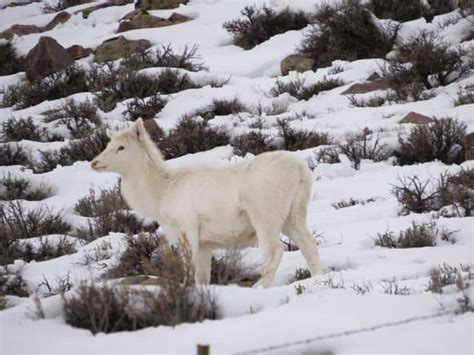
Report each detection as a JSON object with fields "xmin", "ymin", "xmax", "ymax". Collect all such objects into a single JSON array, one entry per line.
[{"xmin": 119, "ymin": 156, "xmax": 169, "ymax": 220}]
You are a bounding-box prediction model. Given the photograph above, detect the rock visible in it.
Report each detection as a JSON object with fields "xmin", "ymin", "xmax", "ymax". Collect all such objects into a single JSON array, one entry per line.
[
  {"xmin": 25, "ymin": 36, "xmax": 73, "ymax": 81},
  {"xmin": 43, "ymin": 11, "xmax": 71, "ymax": 31},
  {"xmin": 399, "ymin": 112, "xmax": 434, "ymax": 125},
  {"xmin": 0, "ymin": 24, "xmax": 41, "ymax": 40},
  {"xmin": 168, "ymin": 12, "xmax": 192, "ymax": 23},
  {"xmin": 66, "ymin": 44, "xmax": 93, "ymax": 60},
  {"xmin": 135, "ymin": 0, "xmax": 188, "ymax": 11},
  {"xmin": 75, "ymin": 3, "xmax": 112, "ymax": 19},
  {"xmin": 109, "ymin": 0, "xmax": 134, "ymax": 5},
  {"xmin": 117, "ymin": 14, "xmax": 172, "ymax": 32},
  {"xmin": 464, "ymin": 132, "xmax": 474, "ymax": 160},
  {"xmin": 122, "ymin": 9, "xmax": 146, "ymax": 20},
  {"xmin": 280, "ymin": 54, "xmax": 315, "ymax": 75},
  {"xmin": 94, "ymin": 36, "xmax": 151, "ymax": 62},
  {"xmin": 341, "ymin": 78, "xmax": 389, "ymax": 95}
]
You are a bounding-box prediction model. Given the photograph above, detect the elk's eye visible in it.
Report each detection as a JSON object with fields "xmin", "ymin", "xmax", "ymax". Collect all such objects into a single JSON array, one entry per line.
[{"xmin": 116, "ymin": 146, "xmax": 125, "ymax": 152}]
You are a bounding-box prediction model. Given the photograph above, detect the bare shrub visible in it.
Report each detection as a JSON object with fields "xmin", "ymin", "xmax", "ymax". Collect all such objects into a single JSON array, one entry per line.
[
  {"xmin": 108, "ymin": 233, "xmax": 163, "ymax": 278},
  {"xmin": 160, "ymin": 117, "xmax": 230, "ymax": 159},
  {"xmin": 198, "ymin": 98, "xmax": 249, "ymax": 120},
  {"xmin": 1, "ymin": 117, "xmax": 44, "ymax": 142},
  {"xmin": 338, "ymin": 128, "xmax": 389, "ymax": 169},
  {"xmin": 0, "ymin": 144, "xmax": 30, "ymax": 166},
  {"xmin": 373, "ymin": 221, "xmax": 450, "ymax": 248},
  {"xmin": 379, "ymin": 278, "xmax": 411, "ymax": 295},
  {"xmin": 348, "ymin": 94, "xmax": 386, "ymax": 107},
  {"xmin": 397, "ymin": 117, "xmax": 466, "ymax": 165},
  {"xmin": 277, "ymin": 120, "xmax": 332, "ymax": 151},
  {"xmin": 385, "ymin": 32, "xmax": 469, "ymax": 102},
  {"xmin": 123, "ymin": 45, "xmax": 205, "ymax": 72},
  {"xmin": 270, "ymin": 77, "xmax": 343, "ymax": 101},
  {"xmin": 43, "ymin": 99, "xmax": 102, "ymax": 138},
  {"xmin": 124, "ymin": 94, "xmax": 166, "ymax": 121},
  {"xmin": 63, "ymin": 237, "xmax": 218, "ymax": 334},
  {"xmin": 2, "ymin": 64, "xmax": 89, "ymax": 110},
  {"xmin": 299, "ymin": 2, "xmax": 398, "ymax": 70},
  {"xmin": 427, "ymin": 263, "xmax": 470, "ymax": 293},
  {"xmin": 0, "ymin": 273, "xmax": 29, "ymax": 298},
  {"xmin": 332, "ymin": 197, "xmax": 376, "ymax": 209},
  {"xmin": 292, "ymin": 268, "xmax": 311, "ymax": 282},
  {"xmin": 0, "ymin": 174, "xmax": 50, "ymax": 201},
  {"xmin": 75, "ymin": 185, "xmax": 157, "ymax": 241},
  {"xmin": 91, "ymin": 65, "xmax": 196, "ymax": 112},
  {"xmin": 370, "ymin": 0, "xmax": 424, "ymax": 22},
  {"xmin": 34, "ymin": 130, "xmax": 109, "ymax": 173},
  {"xmin": 223, "ymin": 5, "xmax": 311, "ymax": 50},
  {"xmin": 454, "ymin": 85, "xmax": 474, "ymax": 106},
  {"xmin": 0, "ymin": 201, "xmax": 71, "ymax": 240},
  {"xmin": 459, "ymin": 0, "xmax": 474, "ymax": 16},
  {"xmin": 232, "ymin": 131, "xmax": 275, "ymax": 156},
  {"xmin": 425, "ymin": 0, "xmax": 457, "ymax": 20},
  {"xmin": 437, "ymin": 169, "xmax": 473, "ymax": 217},
  {"xmin": 392, "ymin": 175, "xmax": 439, "ymax": 214},
  {"xmin": 350, "ymin": 281, "xmax": 373, "ymax": 295},
  {"xmin": 392, "ymin": 170, "xmax": 473, "ymax": 217},
  {"xmin": 20, "ymin": 236, "xmax": 76, "ymax": 262},
  {"xmin": 456, "ymin": 291, "xmax": 474, "ymax": 314},
  {"xmin": 210, "ymin": 249, "xmax": 256, "ymax": 285},
  {"xmin": 0, "ymin": 41, "xmax": 25, "ymax": 76},
  {"xmin": 315, "ymin": 147, "xmax": 341, "ymax": 164},
  {"xmin": 38, "ymin": 273, "xmax": 73, "ymax": 297}
]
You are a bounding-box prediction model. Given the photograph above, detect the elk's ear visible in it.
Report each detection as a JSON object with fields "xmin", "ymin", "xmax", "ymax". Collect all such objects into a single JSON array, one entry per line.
[
  {"xmin": 134, "ymin": 118, "xmax": 147, "ymax": 141},
  {"xmin": 106, "ymin": 128, "xmax": 114, "ymax": 139}
]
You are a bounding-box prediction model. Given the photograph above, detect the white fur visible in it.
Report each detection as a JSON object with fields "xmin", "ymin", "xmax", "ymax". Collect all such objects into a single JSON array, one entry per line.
[{"xmin": 92, "ymin": 119, "xmax": 321, "ymax": 287}]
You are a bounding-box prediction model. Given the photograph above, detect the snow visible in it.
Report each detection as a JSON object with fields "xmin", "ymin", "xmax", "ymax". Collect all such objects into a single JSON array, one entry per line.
[{"xmin": 1, "ymin": 0, "xmax": 473, "ymax": 354}]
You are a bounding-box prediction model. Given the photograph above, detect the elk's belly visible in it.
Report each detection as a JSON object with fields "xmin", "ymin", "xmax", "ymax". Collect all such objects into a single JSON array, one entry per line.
[{"xmin": 199, "ymin": 208, "xmax": 257, "ymax": 248}]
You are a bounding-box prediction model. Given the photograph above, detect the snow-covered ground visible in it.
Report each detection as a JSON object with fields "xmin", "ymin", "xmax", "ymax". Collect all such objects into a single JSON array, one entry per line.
[{"xmin": 0, "ymin": 0, "xmax": 473, "ymax": 354}]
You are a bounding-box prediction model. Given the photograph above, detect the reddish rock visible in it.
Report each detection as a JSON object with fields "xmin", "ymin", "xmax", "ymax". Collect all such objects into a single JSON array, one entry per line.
[
  {"xmin": 43, "ymin": 11, "xmax": 71, "ymax": 31},
  {"xmin": 168, "ymin": 12, "xmax": 192, "ymax": 23},
  {"xmin": 341, "ymin": 78, "xmax": 389, "ymax": 95},
  {"xmin": 122, "ymin": 9, "xmax": 145, "ymax": 20},
  {"xmin": 25, "ymin": 36, "xmax": 73, "ymax": 81},
  {"xmin": 94, "ymin": 36, "xmax": 151, "ymax": 62},
  {"xmin": 0, "ymin": 24, "xmax": 41, "ymax": 40},
  {"xmin": 66, "ymin": 44, "xmax": 93, "ymax": 60},
  {"xmin": 399, "ymin": 112, "xmax": 434, "ymax": 125},
  {"xmin": 464, "ymin": 132, "xmax": 474, "ymax": 160},
  {"xmin": 117, "ymin": 14, "xmax": 171, "ymax": 32},
  {"xmin": 75, "ymin": 3, "xmax": 112, "ymax": 19}
]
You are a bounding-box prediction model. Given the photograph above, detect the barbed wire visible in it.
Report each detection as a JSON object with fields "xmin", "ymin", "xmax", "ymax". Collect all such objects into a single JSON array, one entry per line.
[{"xmin": 233, "ymin": 310, "xmax": 454, "ymax": 354}]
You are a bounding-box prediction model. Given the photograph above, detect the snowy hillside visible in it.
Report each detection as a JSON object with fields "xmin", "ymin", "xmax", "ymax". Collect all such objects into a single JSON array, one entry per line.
[{"xmin": 0, "ymin": 0, "xmax": 473, "ymax": 354}]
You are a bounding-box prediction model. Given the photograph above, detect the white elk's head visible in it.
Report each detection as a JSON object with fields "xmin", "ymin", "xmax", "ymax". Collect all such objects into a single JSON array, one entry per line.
[{"xmin": 91, "ymin": 118, "xmax": 153, "ymax": 175}]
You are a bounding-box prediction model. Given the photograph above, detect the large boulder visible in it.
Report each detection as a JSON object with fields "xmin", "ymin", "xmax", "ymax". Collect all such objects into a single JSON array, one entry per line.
[
  {"xmin": 341, "ymin": 78, "xmax": 389, "ymax": 95},
  {"xmin": 25, "ymin": 36, "xmax": 73, "ymax": 81},
  {"xmin": 43, "ymin": 11, "xmax": 71, "ymax": 31},
  {"xmin": 280, "ymin": 54, "xmax": 315, "ymax": 75},
  {"xmin": 135, "ymin": 0, "xmax": 188, "ymax": 10},
  {"xmin": 464, "ymin": 132, "xmax": 474, "ymax": 161},
  {"xmin": 168, "ymin": 12, "xmax": 192, "ymax": 23},
  {"xmin": 399, "ymin": 112, "xmax": 434, "ymax": 125},
  {"xmin": 118, "ymin": 14, "xmax": 172, "ymax": 32},
  {"xmin": 94, "ymin": 36, "xmax": 151, "ymax": 62},
  {"xmin": 0, "ymin": 24, "xmax": 41, "ymax": 40},
  {"xmin": 66, "ymin": 44, "xmax": 93, "ymax": 60}
]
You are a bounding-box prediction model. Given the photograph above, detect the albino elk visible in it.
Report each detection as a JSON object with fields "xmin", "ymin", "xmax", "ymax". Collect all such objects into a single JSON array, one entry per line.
[{"xmin": 91, "ymin": 118, "xmax": 320, "ymax": 287}]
